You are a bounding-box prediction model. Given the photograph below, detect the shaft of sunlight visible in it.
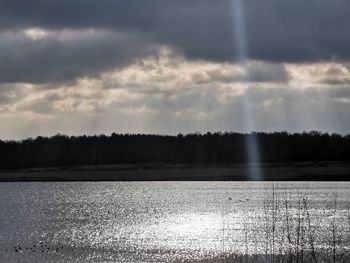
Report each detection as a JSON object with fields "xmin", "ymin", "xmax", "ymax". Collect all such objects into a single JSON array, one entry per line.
[{"xmin": 232, "ymin": 0, "xmax": 262, "ymax": 180}]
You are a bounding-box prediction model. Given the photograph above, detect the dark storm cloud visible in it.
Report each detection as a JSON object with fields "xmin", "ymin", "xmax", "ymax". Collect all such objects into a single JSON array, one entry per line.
[
  {"xmin": 0, "ymin": 0, "xmax": 350, "ymax": 84},
  {"xmin": 329, "ymin": 87, "xmax": 350, "ymax": 99},
  {"xmin": 319, "ymin": 79, "xmax": 350, "ymax": 85},
  {"xmin": 1, "ymin": 0, "xmax": 349, "ymax": 62},
  {"xmin": 0, "ymin": 30, "xmax": 158, "ymax": 84},
  {"xmin": 0, "ymin": 92, "xmax": 13, "ymax": 105},
  {"xmin": 245, "ymin": 63, "xmax": 289, "ymax": 83},
  {"xmin": 0, "ymin": 84, "xmax": 23, "ymax": 105}
]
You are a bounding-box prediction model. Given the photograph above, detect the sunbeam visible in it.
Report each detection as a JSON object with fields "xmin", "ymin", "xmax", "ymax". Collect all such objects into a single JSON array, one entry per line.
[{"xmin": 231, "ymin": 0, "xmax": 262, "ymax": 180}]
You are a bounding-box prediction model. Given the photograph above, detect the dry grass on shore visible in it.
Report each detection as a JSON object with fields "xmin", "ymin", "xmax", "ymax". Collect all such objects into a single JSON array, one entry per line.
[{"xmin": 0, "ymin": 162, "xmax": 349, "ymax": 181}]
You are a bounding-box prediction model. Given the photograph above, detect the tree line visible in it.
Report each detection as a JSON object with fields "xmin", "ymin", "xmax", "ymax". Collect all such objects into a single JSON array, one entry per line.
[{"xmin": 0, "ymin": 131, "xmax": 349, "ymax": 170}]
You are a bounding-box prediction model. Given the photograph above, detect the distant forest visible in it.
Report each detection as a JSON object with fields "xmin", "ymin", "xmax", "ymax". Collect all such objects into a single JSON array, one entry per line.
[{"xmin": 0, "ymin": 131, "xmax": 350, "ymax": 170}]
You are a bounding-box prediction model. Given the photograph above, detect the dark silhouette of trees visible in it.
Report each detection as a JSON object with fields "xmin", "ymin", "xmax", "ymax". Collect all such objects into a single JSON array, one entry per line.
[{"xmin": 0, "ymin": 131, "xmax": 349, "ymax": 170}]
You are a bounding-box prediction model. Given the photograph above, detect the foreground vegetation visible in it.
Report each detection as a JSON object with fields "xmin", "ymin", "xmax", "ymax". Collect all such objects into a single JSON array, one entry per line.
[{"xmin": 218, "ymin": 187, "xmax": 350, "ymax": 263}]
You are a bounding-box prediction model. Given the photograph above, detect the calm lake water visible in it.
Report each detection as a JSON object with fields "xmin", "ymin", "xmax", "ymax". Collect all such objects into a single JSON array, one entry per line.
[{"xmin": 0, "ymin": 182, "xmax": 349, "ymax": 262}]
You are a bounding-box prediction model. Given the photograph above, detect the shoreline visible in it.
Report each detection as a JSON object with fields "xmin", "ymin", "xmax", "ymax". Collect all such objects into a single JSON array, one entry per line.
[{"xmin": 0, "ymin": 162, "xmax": 349, "ymax": 182}]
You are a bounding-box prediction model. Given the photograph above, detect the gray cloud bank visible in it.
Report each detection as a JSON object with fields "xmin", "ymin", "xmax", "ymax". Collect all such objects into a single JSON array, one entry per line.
[
  {"xmin": 1, "ymin": 1, "xmax": 350, "ymax": 138},
  {"xmin": 0, "ymin": 30, "xmax": 158, "ymax": 84},
  {"xmin": 0, "ymin": 0, "xmax": 350, "ymax": 84}
]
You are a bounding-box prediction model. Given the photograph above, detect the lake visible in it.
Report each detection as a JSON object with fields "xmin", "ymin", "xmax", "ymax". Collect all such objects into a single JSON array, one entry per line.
[{"xmin": 0, "ymin": 182, "xmax": 349, "ymax": 262}]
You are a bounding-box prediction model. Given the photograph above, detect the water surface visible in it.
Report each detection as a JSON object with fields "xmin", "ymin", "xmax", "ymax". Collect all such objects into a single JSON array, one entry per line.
[{"xmin": 0, "ymin": 182, "xmax": 349, "ymax": 262}]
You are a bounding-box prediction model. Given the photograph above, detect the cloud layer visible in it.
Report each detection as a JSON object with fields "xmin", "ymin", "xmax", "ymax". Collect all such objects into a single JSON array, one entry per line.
[
  {"xmin": 1, "ymin": 50, "xmax": 349, "ymax": 139},
  {"xmin": 2, "ymin": 2, "xmax": 350, "ymax": 49},
  {"xmin": 0, "ymin": 1, "xmax": 350, "ymax": 138},
  {"xmin": 1, "ymin": 0, "xmax": 350, "ymax": 84}
]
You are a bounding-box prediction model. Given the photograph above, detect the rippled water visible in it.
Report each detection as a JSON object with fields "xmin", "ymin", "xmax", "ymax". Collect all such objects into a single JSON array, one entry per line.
[{"xmin": 0, "ymin": 182, "xmax": 349, "ymax": 262}]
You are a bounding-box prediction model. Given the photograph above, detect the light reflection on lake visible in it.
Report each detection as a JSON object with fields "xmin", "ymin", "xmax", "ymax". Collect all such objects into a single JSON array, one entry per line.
[{"xmin": 0, "ymin": 182, "xmax": 349, "ymax": 262}]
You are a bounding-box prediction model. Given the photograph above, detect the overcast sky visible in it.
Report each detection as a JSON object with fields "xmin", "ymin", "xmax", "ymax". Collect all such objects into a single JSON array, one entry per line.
[{"xmin": 1, "ymin": 0, "xmax": 350, "ymax": 139}]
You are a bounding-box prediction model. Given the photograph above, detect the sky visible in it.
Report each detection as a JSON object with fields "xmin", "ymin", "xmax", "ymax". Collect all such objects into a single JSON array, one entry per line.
[{"xmin": 1, "ymin": 0, "xmax": 350, "ymax": 140}]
